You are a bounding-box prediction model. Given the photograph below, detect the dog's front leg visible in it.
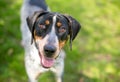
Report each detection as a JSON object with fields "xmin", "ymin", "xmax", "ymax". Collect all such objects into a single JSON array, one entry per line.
[
  {"xmin": 55, "ymin": 75, "xmax": 63, "ymax": 82},
  {"xmin": 25, "ymin": 64, "xmax": 39, "ymax": 82},
  {"xmin": 51, "ymin": 63, "xmax": 64, "ymax": 82},
  {"xmin": 54, "ymin": 62, "xmax": 64, "ymax": 82},
  {"xmin": 25, "ymin": 59, "xmax": 39, "ymax": 82},
  {"xmin": 28, "ymin": 78, "xmax": 37, "ymax": 82},
  {"xmin": 51, "ymin": 50, "xmax": 65, "ymax": 82},
  {"xmin": 25, "ymin": 52, "xmax": 42, "ymax": 82}
]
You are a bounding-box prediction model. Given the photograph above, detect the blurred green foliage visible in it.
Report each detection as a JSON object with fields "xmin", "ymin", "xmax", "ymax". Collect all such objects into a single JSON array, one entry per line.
[{"xmin": 0, "ymin": 0, "xmax": 120, "ymax": 82}]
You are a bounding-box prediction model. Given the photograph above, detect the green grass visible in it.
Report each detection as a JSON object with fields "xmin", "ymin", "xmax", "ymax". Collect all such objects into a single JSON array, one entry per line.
[{"xmin": 0, "ymin": 0, "xmax": 120, "ymax": 82}]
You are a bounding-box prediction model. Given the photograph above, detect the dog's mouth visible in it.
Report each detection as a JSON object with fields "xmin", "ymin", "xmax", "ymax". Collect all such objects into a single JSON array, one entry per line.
[{"xmin": 39, "ymin": 52, "xmax": 55, "ymax": 68}]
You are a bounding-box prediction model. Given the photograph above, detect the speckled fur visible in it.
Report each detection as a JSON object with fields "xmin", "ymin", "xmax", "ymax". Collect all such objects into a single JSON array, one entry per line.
[{"xmin": 20, "ymin": 0, "xmax": 65, "ymax": 82}]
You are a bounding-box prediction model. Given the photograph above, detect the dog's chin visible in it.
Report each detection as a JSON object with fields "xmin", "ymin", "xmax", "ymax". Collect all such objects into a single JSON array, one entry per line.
[{"xmin": 39, "ymin": 52, "xmax": 55, "ymax": 68}]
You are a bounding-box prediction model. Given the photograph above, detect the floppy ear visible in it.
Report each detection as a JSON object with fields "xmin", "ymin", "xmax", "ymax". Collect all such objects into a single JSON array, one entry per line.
[
  {"xmin": 63, "ymin": 15, "xmax": 81, "ymax": 50},
  {"xmin": 26, "ymin": 11, "xmax": 48, "ymax": 44}
]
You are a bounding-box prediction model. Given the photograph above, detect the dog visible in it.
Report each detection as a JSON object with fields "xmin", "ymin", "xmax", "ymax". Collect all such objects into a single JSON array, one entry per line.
[{"xmin": 20, "ymin": 0, "xmax": 81, "ymax": 82}]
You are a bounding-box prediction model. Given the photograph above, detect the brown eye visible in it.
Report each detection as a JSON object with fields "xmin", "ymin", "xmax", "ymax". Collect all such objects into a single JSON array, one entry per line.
[
  {"xmin": 57, "ymin": 22, "xmax": 62, "ymax": 27},
  {"xmin": 38, "ymin": 24, "xmax": 46, "ymax": 29},
  {"xmin": 59, "ymin": 28, "xmax": 66, "ymax": 33},
  {"xmin": 45, "ymin": 20, "xmax": 50, "ymax": 25}
]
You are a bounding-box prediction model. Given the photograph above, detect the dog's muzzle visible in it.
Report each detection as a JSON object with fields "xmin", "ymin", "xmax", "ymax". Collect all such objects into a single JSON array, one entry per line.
[
  {"xmin": 44, "ymin": 44, "xmax": 56, "ymax": 57},
  {"xmin": 39, "ymin": 44, "xmax": 57, "ymax": 68}
]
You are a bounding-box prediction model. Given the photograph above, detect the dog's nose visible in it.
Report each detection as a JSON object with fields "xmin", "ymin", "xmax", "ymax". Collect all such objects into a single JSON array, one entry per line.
[{"xmin": 44, "ymin": 45, "xmax": 56, "ymax": 57}]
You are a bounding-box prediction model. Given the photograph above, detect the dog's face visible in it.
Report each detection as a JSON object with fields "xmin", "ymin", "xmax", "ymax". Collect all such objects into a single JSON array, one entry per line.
[{"xmin": 27, "ymin": 11, "xmax": 81, "ymax": 68}]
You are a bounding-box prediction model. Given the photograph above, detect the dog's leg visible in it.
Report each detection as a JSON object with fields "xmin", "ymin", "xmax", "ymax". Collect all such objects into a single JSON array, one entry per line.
[
  {"xmin": 51, "ymin": 62, "xmax": 64, "ymax": 82},
  {"xmin": 25, "ymin": 51, "xmax": 41, "ymax": 82},
  {"xmin": 51, "ymin": 50, "xmax": 65, "ymax": 82},
  {"xmin": 25, "ymin": 65, "xmax": 39, "ymax": 82},
  {"xmin": 28, "ymin": 78, "xmax": 37, "ymax": 82},
  {"xmin": 54, "ymin": 61, "xmax": 64, "ymax": 82},
  {"xmin": 25, "ymin": 57, "xmax": 38, "ymax": 82},
  {"xmin": 55, "ymin": 71, "xmax": 64, "ymax": 82}
]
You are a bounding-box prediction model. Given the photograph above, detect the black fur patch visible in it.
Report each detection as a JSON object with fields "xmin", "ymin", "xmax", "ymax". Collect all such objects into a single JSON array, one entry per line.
[{"xmin": 29, "ymin": 0, "xmax": 48, "ymax": 10}]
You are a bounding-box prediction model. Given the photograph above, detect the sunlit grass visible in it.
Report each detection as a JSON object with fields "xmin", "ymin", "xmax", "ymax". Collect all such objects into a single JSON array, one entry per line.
[{"xmin": 0, "ymin": 0, "xmax": 120, "ymax": 82}]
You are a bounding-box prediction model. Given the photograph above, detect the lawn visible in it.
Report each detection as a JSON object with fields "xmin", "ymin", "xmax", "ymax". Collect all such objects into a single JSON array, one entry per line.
[{"xmin": 0, "ymin": 0, "xmax": 120, "ymax": 82}]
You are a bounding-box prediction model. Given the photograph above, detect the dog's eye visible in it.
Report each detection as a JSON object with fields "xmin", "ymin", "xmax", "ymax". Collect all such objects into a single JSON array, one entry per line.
[
  {"xmin": 59, "ymin": 27, "xmax": 66, "ymax": 33},
  {"xmin": 38, "ymin": 24, "xmax": 46, "ymax": 29}
]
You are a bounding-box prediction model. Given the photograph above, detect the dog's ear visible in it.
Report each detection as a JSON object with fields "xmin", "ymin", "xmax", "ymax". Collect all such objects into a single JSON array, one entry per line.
[
  {"xmin": 63, "ymin": 15, "xmax": 81, "ymax": 50},
  {"xmin": 26, "ymin": 11, "xmax": 48, "ymax": 44}
]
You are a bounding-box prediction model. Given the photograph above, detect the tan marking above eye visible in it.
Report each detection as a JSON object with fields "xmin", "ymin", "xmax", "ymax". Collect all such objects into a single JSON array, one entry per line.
[
  {"xmin": 57, "ymin": 22, "xmax": 62, "ymax": 27},
  {"xmin": 45, "ymin": 20, "xmax": 50, "ymax": 25}
]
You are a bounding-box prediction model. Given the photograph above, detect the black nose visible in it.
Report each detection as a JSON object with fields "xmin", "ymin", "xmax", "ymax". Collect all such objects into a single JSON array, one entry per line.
[{"xmin": 44, "ymin": 45, "xmax": 56, "ymax": 57}]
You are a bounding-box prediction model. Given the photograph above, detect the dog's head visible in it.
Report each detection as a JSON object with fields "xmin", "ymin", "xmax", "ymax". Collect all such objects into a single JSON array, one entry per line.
[{"xmin": 26, "ymin": 11, "xmax": 81, "ymax": 68}]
